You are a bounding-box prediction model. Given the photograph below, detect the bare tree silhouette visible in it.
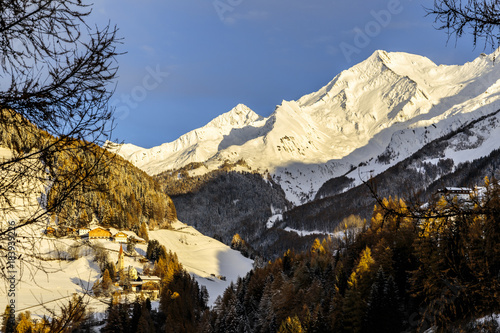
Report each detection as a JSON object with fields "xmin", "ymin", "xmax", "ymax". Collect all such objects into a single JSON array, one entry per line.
[
  {"xmin": 0, "ymin": 0, "xmax": 119, "ymax": 285},
  {"xmin": 428, "ymin": 0, "xmax": 500, "ymax": 48}
]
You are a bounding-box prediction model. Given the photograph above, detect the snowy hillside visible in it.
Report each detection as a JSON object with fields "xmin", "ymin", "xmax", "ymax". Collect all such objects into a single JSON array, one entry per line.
[
  {"xmin": 0, "ymin": 220, "xmax": 252, "ymax": 319},
  {"xmin": 148, "ymin": 220, "xmax": 253, "ymax": 305},
  {"xmin": 113, "ymin": 49, "xmax": 500, "ymax": 205}
]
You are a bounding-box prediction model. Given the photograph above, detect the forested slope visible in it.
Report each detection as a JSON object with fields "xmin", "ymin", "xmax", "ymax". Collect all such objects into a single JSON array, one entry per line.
[
  {"xmin": 156, "ymin": 167, "xmax": 291, "ymax": 248},
  {"xmin": 206, "ymin": 180, "xmax": 500, "ymax": 332},
  {"xmin": 0, "ymin": 109, "xmax": 176, "ymax": 231}
]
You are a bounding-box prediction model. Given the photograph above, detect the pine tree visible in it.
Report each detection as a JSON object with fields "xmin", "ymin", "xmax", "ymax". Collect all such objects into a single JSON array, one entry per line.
[
  {"xmin": 363, "ymin": 268, "xmax": 386, "ymax": 333},
  {"xmin": 126, "ymin": 237, "xmax": 137, "ymax": 255},
  {"xmin": 136, "ymin": 305, "xmax": 155, "ymax": 333},
  {"xmin": 15, "ymin": 311, "xmax": 33, "ymax": 333},
  {"xmin": 102, "ymin": 298, "xmax": 125, "ymax": 333},
  {"xmin": 342, "ymin": 286, "xmax": 364, "ymax": 333},
  {"xmin": 139, "ymin": 221, "xmax": 149, "ymax": 242},
  {"xmin": 372, "ymin": 239, "xmax": 394, "ymax": 276},
  {"xmin": 102, "ymin": 269, "xmax": 113, "ymax": 291},
  {"xmin": 146, "ymin": 240, "xmax": 163, "ymax": 262},
  {"xmin": 231, "ymin": 233, "xmax": 243, "ymax": 248},
  {"xmin": 46, "ymin": 294, "xmax": 87, "ymax": 332},
  {"xmin": 278, "ymin": 315, "xmax": 304, "ymax": 333},
  {"xmin": 257, "ymin": 281, "xmax": 274, "ymax": 331},
  {"xmin": 343, "ymin": 247, "xmax": 376, "ymax": 333},
  {"xmin": 79, "ymin": 210, "xmax": 90, "ymax": 228},
  {"xmin": 130, "ymin": 300, "xmax": 142, "ymax": 333},
  {"xmin": 2, "ymin": 305, "xmax": 15, "ymax": 333},
  {"xmin": 382, "ymin": 275, "xmax": 402, "ymax": 332},
  {"xmin": 311, "ymin": 238, "xmax": 326, "ymax": 255},
  {"xmin": 33, "ymin": 317, "xmax": 50, "ymax": 333}
]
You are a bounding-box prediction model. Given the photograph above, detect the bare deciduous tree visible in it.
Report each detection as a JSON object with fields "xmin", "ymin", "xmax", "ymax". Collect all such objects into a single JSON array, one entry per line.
[
  {"xmin": 0, "ymin": 0, "xmax": 119, "ymax": 282},
  {"xmin": 428, "ymin": 0, "xmax": 500, "ymax": 48}
]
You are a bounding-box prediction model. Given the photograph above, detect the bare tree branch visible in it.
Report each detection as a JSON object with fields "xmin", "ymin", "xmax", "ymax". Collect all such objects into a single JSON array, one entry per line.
[
  {"xmin": 0, "ymin": 0, "xmax": 120, "ymax": 288},
  {"xmin": 427, "ymin": 0, "xmax": 500, "ymax": 49}
]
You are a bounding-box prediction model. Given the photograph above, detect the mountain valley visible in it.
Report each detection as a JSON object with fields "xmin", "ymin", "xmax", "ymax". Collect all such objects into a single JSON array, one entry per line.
[{"xmin": 112, "ymin": 49, "xmax": 500, "ymax": 259}]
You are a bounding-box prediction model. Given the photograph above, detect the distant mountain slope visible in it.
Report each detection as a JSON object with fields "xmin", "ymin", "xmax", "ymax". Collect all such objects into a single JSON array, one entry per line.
[
  {"xmin": 160, "ymin": 170, "xmax": 291, "ymax": 248},
  {"xmin": 156, "ymin": 94, "xmax": 500, "ymax": 260},
  {"xmin": 281, "ymin": 108, "xmax": 500, "ymax": 233},
  {"xmin": 113, "ymin": 49, "xmax": 500, "ymax": 205}
]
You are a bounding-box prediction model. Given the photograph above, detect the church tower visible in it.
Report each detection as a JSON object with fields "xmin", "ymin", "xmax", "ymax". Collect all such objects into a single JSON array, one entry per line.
[{"xmin": 117, "ymin": 243, "xmax": 125, "ymax": 272}]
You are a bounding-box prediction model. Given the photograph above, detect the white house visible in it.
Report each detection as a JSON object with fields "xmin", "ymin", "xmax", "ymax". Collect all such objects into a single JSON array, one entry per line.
[
  {"xmin": 113, "ymin": 231, "xmax": 128, "ymax": 243},
  {"xmin": 78, "ymin": 228, "xmax": 91, "ymax": 237}
]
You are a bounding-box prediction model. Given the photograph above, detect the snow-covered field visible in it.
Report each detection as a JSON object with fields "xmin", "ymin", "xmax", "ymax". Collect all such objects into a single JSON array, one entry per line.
[
  {"xmin": 0, "ymin": 233, "xmax": 105, "ymax": 319},
  {"xmin": 149, "ymin": 220, "xmax": 253, "ymax": 305},
  {"xmin": 0, "ymin": 220, "xmax": 253, "ymax": 320}
]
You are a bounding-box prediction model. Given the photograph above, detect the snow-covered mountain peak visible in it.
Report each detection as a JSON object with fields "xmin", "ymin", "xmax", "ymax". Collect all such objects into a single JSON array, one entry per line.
[
  {"xmin": 371, "ymin": 49, "xmax": 436, "ymax": 68},
  {"xmin": 297, "ymin": 51, "xmax": 431, "ymax": 112},
  {"xmin": 112, "ymin": 104, "xmax": 266, "ymax": 174},
  {"xmin": 206, "ymin": 103, "xmax": 262, "ymax": 132},
  {"xmin": 112, "ymin": 49, "xmax": 500, "ymax": 204}
]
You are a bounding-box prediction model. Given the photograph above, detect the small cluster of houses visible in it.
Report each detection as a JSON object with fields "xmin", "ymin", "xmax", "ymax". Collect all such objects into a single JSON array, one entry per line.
[
  {"xmin": 436, "ymin": 186, "xmax": 486, "ymax": 203},
  {"xmin": 45, "ymin": 224, "xmax": 159, "ymax": 298},
  {"xmin": 128, "ymin": 274, "xmax": 161, "ymax": 298},
  {"xmin": 114, "ymin": 244, "xmax": 161, "ymax": 299},
  {"xmin": 79, "ymin": 227, "xmax": 131, "ymax": 242},
  {"xmin": 45, "ymin": 225, "xmax": 145, "ymax": 244}
]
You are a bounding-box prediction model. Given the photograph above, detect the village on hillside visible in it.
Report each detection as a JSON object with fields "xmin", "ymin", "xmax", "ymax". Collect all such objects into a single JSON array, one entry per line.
[{"xmin": 44, "ymin": 223, "xmax": 163, "ymax": 300}]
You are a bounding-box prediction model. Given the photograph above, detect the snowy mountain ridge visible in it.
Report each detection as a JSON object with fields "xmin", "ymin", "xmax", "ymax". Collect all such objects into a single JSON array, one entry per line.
[
  {"xmin": 112, "ymin": 104, "xmax": 263, "ymax": 171},
  {"xmin": 112, "ymin": 49, "xmax": 500, "ymax": 205}
]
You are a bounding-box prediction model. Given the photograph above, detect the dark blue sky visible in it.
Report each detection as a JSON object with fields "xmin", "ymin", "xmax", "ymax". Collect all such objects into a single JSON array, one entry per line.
[{"xmin": 96, "ymin": 0, "xmax": 488, "ymax": 148}]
